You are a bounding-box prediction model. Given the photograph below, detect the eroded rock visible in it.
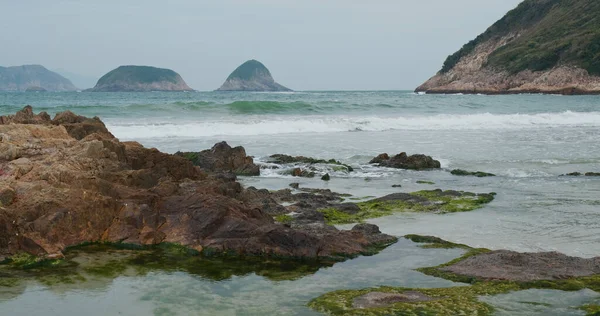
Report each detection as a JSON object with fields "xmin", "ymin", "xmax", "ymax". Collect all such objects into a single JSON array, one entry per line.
[
  {"xmin": 175, "ymin": 141, "xmax": 260, "ymax": 176},
  {"xmin": 370, "ymin": 152, "xmax": 441, "ymax": 170}
]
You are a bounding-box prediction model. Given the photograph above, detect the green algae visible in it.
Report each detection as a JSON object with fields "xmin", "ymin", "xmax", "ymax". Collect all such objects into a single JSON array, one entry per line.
[
  {"xmin": 319, "ymin": 190, "xmax": 495, "ymax": 225},
  {"xmin": 416, "ymin": 180, "xmax": 435, "ymax": 185},
  {"xmin": 309, "ymin": 235, "xmax": 600, "ymax": 315},
  {"xmin": 308, "ymin": 283, "xmax": 518, "ymax": 316},
  {"xmin": 274, "ymin": 214, "xmax": 293, "ymax": 224},
  {"xmin": 581, "ymin": 304, "xmax": 600, "ymax": 316}
]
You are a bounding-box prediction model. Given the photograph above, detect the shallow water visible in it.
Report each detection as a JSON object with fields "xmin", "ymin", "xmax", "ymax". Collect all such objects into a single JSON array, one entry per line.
[{"xmin": 1, "ymin": 91, "xmax": 599, "ymax": 315}]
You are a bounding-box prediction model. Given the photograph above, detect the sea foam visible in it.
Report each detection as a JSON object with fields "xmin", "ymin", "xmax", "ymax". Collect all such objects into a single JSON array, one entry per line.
[{"xmin": 106, "ymin": 111, "xmax": 600, "ymax": 139}]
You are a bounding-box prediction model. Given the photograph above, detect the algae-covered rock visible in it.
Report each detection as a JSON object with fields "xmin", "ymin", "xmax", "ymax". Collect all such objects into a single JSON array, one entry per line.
[
  {"xmin": 451, "ymin": 169, "xmax": 496, "ymax": 177},
  {"xmin": 319, "ymin": 190, "xmax": 496, "ymax": 224},
  {"xmin": 321, "ymin": 173, "xmax": 331, "ymax": 181},
  {"xmin": 370, "ymin": 152, "xmax": 441, "ymax": 170},
  {"xmin": 268, "ymin": 154, "xmax": 354, "ymax": 172}
]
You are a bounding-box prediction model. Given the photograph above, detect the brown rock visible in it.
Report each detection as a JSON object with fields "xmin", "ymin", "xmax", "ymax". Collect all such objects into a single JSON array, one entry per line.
[
  {"xmin": 370, "ymin": 152, "xmax": 441, "ymax": 170},
  {"xmin": 440, "ymin": 250, "xmax": 600, "ymax": 282},
  {"xmin": 0, "ymin": 106, "xmax": 396, "ymax": 261},
  {"xmin": 175, "ymin": 141, "xmax": 259, "ymax": 176},
  {"xmin": 352, "ymin": 291, "xmax": 436, "ymax": 309}
]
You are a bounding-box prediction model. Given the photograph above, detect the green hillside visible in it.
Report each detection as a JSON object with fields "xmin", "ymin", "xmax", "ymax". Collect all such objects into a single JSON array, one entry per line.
[
  {"xmin": 226, "ymin": 60, "xmax": 271, "ymax": 81},
  {"xmin": 96, "ymin": 66, "xmax": 180, "ymax": 85},
  {"xmin": 441, "ymin": 0, "xmax": 600, "ymax": 75}
]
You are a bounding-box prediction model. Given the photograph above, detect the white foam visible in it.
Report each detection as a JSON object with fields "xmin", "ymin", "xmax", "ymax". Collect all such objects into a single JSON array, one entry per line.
[{"xmin": 106, "ymin": 111, "xmax": 600, "ymax": 139}]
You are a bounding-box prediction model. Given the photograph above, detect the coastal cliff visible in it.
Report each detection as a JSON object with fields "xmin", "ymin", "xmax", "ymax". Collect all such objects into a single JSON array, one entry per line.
[
  {"xmin": 0, "ymin": 65, "xmax": 77, "ymax": 92},
  {"xmin": 217, "ymin": 60, "xmax": 292, "ymax": 92},
  {"xmin": 416, "ymin": 0, "xmax": 600, "ymax": 95},
  {"xmin": 88, "ymin": 65, "xmax": 193, "ymax": 92}
]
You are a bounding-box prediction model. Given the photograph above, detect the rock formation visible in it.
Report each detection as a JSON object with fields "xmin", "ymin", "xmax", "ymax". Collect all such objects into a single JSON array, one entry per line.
[
  {"xmin": 0, "ymin": 65, "xmax": 77, "ymax": 92},
  {"xmin": 0, "ymin": 106, "xmax": 394, "ymax": 261},
  {"xmin": 416, "ymin": 0, "xmax": 600, "ymax": 95},
  {"xmin": 370, "ymin": 152, "xmax": 441, "ymax": 170},
  {"xmin": 88, "ymin": 65, "xmax": 193, "ymax": 92},
  {"xmin": 217, "ymin": 60, "xmax": 292, "ymax": 91},
  {"xmin": 175, "ymin": 142, "xmax": 260, "ymax": 176}
]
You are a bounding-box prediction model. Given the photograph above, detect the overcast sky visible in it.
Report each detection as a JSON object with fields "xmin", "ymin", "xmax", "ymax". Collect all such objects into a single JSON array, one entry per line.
[{"xmin": 1, "ymin": 0, "xmax": 522, "ymax": 90}]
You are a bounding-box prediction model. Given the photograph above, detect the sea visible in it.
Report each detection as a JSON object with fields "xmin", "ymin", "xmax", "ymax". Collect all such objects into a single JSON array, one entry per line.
[{"xmin": 1, "ymin": 91, "xmax": 599, "ymax": 315}]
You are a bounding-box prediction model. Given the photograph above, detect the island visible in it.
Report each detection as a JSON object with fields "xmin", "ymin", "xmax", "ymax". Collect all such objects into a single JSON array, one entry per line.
[
  {"xmin": 216, "ymin": 59, "xmax": 292, "ymax": 91},
  {"xmin": 87, "ymin": 65, "xmax": 194, "ymax": 92},
  {"xmin": 0, "ymin": 65, "xmax": 77, "ymax": 92},
  {"xmin": 416, "ymin": 0, "xmax": 600, "ymax": 95}
]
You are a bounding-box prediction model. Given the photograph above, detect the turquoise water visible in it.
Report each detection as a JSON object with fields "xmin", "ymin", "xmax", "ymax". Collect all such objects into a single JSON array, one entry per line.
[{"xmin": 1, "ymin": 91, "xmax": 600, "ymax": 315}]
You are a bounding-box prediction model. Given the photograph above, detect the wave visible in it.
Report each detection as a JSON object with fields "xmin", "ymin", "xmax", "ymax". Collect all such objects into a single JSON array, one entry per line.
[{"xmin": 106, "ymin": 111, "xmax": 600, "ymax": 138}]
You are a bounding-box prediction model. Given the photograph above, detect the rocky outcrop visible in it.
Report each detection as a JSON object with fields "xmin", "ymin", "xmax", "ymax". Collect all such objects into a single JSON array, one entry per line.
[
  {"xmin": 450, "ymin": 169, "xmax": 496, "ymax": 177},
  {"xmin": 416, "ymin": 0, "xmax": 600, "ymax": 95},
  {"xmin": 88, "ymin": 65, "xmax": 193, "ymax": 92},
  {"xmin": 175, "ymin": 142, "xmax": 260, "ymax": 176},
  {"xmin": 0, "ymin": 107, "xmax": 395, "ymax": 262},
  {"xmin": 217, "ymin": 60, "xmax": 291, "ymax": 91},
  {"xmin": 440, "ymin": 250, "xmax": 600, "ymax": 282},
  {"xmin": 370, "ymin": 152, "xmax": 441, "ymax": 170},
  {"xmin": 0, "ymin": 65, "xmax": 77, "ymax": 92}
]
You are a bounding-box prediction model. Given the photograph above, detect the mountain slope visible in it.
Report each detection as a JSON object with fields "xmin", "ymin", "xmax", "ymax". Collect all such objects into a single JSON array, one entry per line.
[
  {"xmin": 0, "ymin": 65, "xmax": 78, "ymax": 92},
  {"xmin": 417, "ymin": 0, "xmax": 600, "ymax": 94},
  {"xmin": 217, "ymin": 60, "xmax": 292, "ymax": 92},
  {"xmin": 88, "ymin": 66, "xmax": 193, "ymax": 92}
]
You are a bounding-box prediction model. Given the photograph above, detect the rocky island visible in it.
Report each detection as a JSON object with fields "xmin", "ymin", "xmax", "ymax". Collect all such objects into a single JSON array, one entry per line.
[
  {"xmin": 217, "ymin": 60, "xmax": 292, "ymax": 91},
  {"xmin": 416, "ymin": 0, "xmax": 600, "ymax": 95},
  {"xmin": 0, "ymin": 65, "xmax": 77, "ymax": 92},
  {"xmin": 87, "ymin": 65, "xmax": 193, "ymax": 92}
]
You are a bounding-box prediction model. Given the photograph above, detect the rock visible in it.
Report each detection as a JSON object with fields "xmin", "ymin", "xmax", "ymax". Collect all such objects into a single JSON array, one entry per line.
[
  {"xmin": 440, "ymin": 250, "xmax": 600, "ymax": 282},
  {"xmin": 290, "ymin": 168, "xmax": 315, "ymax": 178},
  {"xmin": 415, "ymin": 1, "xmax": 600, "ymax": 95},
  {"xmin": 0, "ymin": 65, "xmax": 77, "ymax": 92},
  {"xmin": 352, "ymin": 291, "xmax": 435, "ymax": 309},
  {"xmin": 451, "ymin": 169, "xmax": 496, "ymax": 177},
  {"xmin": 321, "ymin": 173, "xmax": 330, "ymax": 181},
  {"xmin": 0, "ymin": 187, "xmax": 15, "ymax": 207},
  {"xmin": 0, "ymin": 107, "xmax": 393, "ymax": 261},
  {"xmin": 216, "ymin": 60, "xmax": 291, "ymax": 92},
  {"xmin": 562, "ymin": 172, "xmax": 600, "ymax": 177},
  {"xmin": 87, "ymin": 65, "xmax": 193, "ymax": 92},
  {"xmin": 331, "ymin": 203, "xmax": 361, "ymax": 215},
  {"xmin": 268, "ymin": 154, "xmax": 353, "ymax": 172},
  {"xmin": 289, "ymin": 182, "xmax": 300, "ymax": 189},
  {"xmin": 370, "ymin": 152, "xmax": 441, "ymax": 170},
  {"xmin": 175, "ymin": 141, "xmax": 260, "ymax": 176},
  {"xmin": 391, "ymin": 184, "xmax": 402, "ymax": 188}
]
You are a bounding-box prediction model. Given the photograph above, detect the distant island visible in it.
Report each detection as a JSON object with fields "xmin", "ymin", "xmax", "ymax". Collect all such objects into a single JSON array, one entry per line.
[
  {"xmin": 0, "ymin": 65, "xmax": 77, "ymax": 92},
  {"xmin": 87, "ymin": 65, "xmax": 193, "ymax": 92},
  {"xmin": 416, "ymin": 0, "xmax": 600, "ymax": 95},
  {"xmin": 217, "ymin": 60, "xmax": 292, "ymax": 92}
]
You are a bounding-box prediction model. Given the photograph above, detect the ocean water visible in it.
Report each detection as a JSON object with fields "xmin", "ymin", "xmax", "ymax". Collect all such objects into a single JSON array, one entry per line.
[{"xmin": 1, "ymin": 91, "xmax": 599, "ymax": 315}]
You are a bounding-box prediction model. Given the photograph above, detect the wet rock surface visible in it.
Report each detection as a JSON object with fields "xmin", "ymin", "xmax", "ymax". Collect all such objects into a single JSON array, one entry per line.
[
  {"xmin": 369, "ymin": 152, "xmax": 441, "ymax": 170},
  {"xmin": 451, "ymin": 169, "xmax": 496, "ymax": 177},
  {"xmin": 441, "ymin": 250, "xmax": 600, "ymax": 282},
  {"xmin": 0, "ymin": 107, "xmax": 395, "ymax": 261},
  {"xmin": 352, "ymin": 291, "xmax": 436, "ymax": 308},
  {"xmin": 175, "ymin": 141, "xmax": 260, "ymax": 176}
]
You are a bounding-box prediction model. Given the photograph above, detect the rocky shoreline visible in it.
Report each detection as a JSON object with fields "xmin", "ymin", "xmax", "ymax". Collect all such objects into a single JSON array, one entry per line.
[{"xmin": 0, "ymin": 106, "xmax": 394, "ymax": 263}]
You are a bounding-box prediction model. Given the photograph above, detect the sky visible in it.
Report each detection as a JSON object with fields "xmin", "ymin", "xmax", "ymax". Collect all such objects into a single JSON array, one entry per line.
[{"xmin": 1, "ymin": 0, "xmax": 522, "ymax": 90}]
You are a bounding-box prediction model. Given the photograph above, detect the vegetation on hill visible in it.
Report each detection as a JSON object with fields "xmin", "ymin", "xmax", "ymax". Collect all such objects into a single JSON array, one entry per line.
[
  {"xmin": 441, "ymin": 0, "xmax": 600, "ymax": 75},
  {"xmin": 96, "ymin": 66, "xmax": 180, "ymax": 85},
  {"xmin": 226, "ymin": 60, "xmax": 271, "ymax": 81}
]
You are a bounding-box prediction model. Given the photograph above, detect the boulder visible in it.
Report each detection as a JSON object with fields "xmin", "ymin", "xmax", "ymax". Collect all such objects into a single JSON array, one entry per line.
[
  {"xmin": 370, "ymin": 152, "xmax": 441, "ymax": 170},
  {"xmin": 175, "ymin": 141, "xmax": 260, "ymax": 176}
]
